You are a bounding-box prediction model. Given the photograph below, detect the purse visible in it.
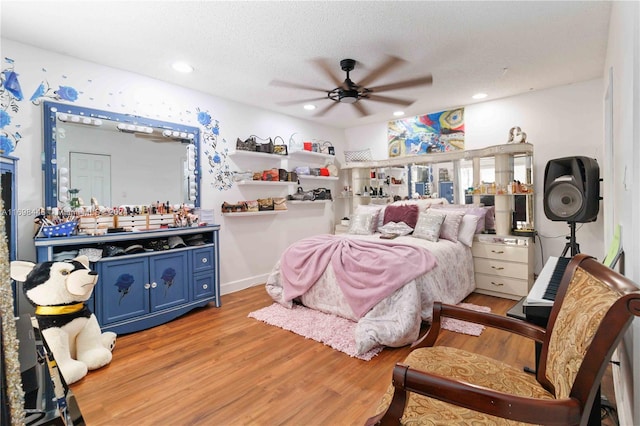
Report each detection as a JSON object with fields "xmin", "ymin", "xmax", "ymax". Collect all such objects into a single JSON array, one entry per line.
[
  {"xmin": 295, "ymin": 166, "xmax": 310, "ymax": 176},
  {"xmin": 257, "ymin": 198, "xmax": 274, "ymax": 211},
  {"xmin": 310, "ymin": 168, "xmax": 321, "ymax": 176},
  {"xmin": 278, "ymin": 168, "xmax": 288, "ymax": 182},
  {"xmin": 319, "ymin": 168, "xmax": 330, "ymax": 177},
  {"xmin": 221, "ymin": 201, "xmax": 248, "ymax": 213},
  {"xmin": 273, "ymin": 197, "xmax": 287, "ymax": 211},
  {"xmin": 262, "ymin": 168, "xmax": 279, "ymax": 181},
  {"xmin": 312, "ymin": 188, "xmax": 332, "ymax": 200},
  {"xmin": 236, "ymin": 136, "xmax": 256, "ymax": 152},
  {"xmin": 320, "ymin": 140, "xmax": 335, "ymax": 155},
  {"xmin": 273, "ymin": 136, "xmax": 288, "ymax": 156},
  {"xmin": 252, "ymin": 172, "xmax": 262, "ymax": 181},
  {"xmin": 246, "ymin": 200, "xmax": 259, "ymax": 212},
  {"xmin": 287, "ymin": 171, "xmax": 298, "ymax": 182},
  {"xmin": 253, "ymin": 135, "xmax": 274, "ymax": 154},
  {"xmin": 288, "ymin": 186, "xmax": 314, "ymax": 201}
]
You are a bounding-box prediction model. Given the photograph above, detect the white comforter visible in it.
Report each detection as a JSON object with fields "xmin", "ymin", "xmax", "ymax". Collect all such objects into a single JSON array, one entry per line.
[{"xmin": 266, "ymin": 234, "xmax": 475, "ymax": 354}]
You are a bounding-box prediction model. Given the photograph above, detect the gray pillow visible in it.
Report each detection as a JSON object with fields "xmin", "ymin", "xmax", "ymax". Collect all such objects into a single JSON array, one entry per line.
[
  {"xmin": 347, "ymin": 212, "xmax": 377, "ymax": 235},
  {"xmin": 413, "ymin": 210, "xmax": 445, "ymax": 242}
]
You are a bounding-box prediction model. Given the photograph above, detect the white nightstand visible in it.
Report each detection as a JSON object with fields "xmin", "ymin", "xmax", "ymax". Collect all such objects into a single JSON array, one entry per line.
[{"xmin": 471, "ymin": 234, "xmax": 534, "ymax": 300}]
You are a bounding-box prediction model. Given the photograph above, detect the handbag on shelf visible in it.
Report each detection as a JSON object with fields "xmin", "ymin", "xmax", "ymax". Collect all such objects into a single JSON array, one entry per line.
[
  {"xmin": 253, "ymin": 135, "xmax": 274, "ymax": 154},
  {"xmin": 273, "ymin": 197, "xmax": 287, "ymax": 211},
  {"xmin": 312, "ymin": 188, "xmax": 332, "ymax": 200},
  {"xmin": 273, "ymin": 136, "xmax": 288, "ymax": 156},
  {"xmin": 289, "ymin": 132, "xmax": 303, "ymax": 152},
  {"xmin": 320, "ymin": 140, "xmax": 335, "ymax": 155},
  {"xmin": 246, "ymin": 200, "xmax": 259, "ymax": 212},
  {"xmin": 257, "ymin": 198, "xmax": 274, "ymax": 211},
  {"xmin": 262, "ymin": 168, "xmax": 279, "ymax": 181},
  {"xmin": 221, "ymin": 201, "xmax": 248, "ymax": 213},
  {"xmin": 311, "ymin": 141, "xmax": 320, "ymax": 152},
  {"xmin": 319, "ymin": 167, "xmax": 330, "ymax": 177},
  {"xmin": 232, "ymin": 171, "xmax": 253, "ymax": 182},
  {"xmin": 295, "ymin": 166, "xmax": 310, "ymax": 176},
  {"xmin": 288, "ymin": 186, "xmax": 314, "ymax": 201},
  {"xmin": 236, "ymin": 136, "xmax": 256, "ymax": 152},
  {"xmin": 252, "ymin": 172, "xmax": 262, "ymax": 181},
  {"xmin": 278, "ymin": 168, "xmax": 288, "ymax": 182},
  {"xmin": 287, "ymin": 171, "xmax": 298, "ymax": 182},
  {"xmin": 310, "ymin": 168, "xmax": 321, "ymax": 176}
]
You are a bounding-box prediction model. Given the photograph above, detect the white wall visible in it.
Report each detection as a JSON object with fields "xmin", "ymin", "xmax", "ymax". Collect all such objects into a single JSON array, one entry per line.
[
  {"xmin": 1, "ymin": 39, "xmax": 346, "ymax": 293},
  {"xmin": 346, "ymin": 79, "xmax": 605, "ymax": 273},
  {"xmin": 604, "ymin": 2, "xmax": 640, "ymax": 424}
]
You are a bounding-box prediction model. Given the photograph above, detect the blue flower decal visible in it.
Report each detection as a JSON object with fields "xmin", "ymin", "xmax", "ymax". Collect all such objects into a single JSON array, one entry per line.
[
  {"xmin": 2, "ymin": 70, "xmax": 23, "ymax": 100},
  {"xmin": 55, "ymin": 85, "xmax": 78, "ymax": 102},
  {"xmin": 0, "ymin": 110, "xmax": 10, "ymax": 129},
  {"xmin": 161, "ymin": 267, "xmax": 177, "ymax": 295},
  {"xmin": 30, "ymin": 82, "xmax": 46, "ymax": 103},
  {"xmin": 115, "ymin": 273, "xmax": 135, "ymax": 304},
  {"xmin": 213, "ymin": 153, "xmax": 221, "ymax": 164},
  {"xmin": 0, "ymin": 134, "xmax": 14, "ymax": 153},
  {"xmin": 197, "ymin": 110, "xmax": 211, "ymax": 126}
]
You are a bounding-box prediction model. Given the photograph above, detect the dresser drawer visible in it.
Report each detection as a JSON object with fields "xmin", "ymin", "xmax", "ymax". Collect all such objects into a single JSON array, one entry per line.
[
  {"xmin": 475, "ymin": 273, "xmax": 530, "ymax": 297},
  {"xmin": 471, "ymin": 242, "xmax": 529, "ymax": 263},
  {"xmin": 192, "ymin": 246, "xmax": 214, "ymax": 273},
  {"xmin": 473, "ymin": 257, "xmax": 529, "ymax": 280}
]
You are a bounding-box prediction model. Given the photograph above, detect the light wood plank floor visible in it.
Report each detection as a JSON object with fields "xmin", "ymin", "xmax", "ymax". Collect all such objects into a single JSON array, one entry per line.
[{"xmin": 70, "ymin": 286, "xmax": 614, "ymax": 425}]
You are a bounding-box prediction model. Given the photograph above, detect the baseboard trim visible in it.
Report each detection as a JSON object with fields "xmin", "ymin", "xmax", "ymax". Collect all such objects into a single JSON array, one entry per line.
[{"xmin": 221, "ymin": 274, "xmax": 268, "ymax": 295}]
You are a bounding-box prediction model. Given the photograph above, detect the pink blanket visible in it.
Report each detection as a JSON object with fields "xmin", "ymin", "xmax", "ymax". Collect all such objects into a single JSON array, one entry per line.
[{"xmin": 280, "ymin": 235, "xmax": 437, "ymax": 319}]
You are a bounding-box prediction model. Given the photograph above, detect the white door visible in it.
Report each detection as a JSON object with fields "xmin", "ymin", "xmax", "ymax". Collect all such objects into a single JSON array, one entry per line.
[{"xmin": 70, "ymin": 152, "xmax": 111, "ymax": 207}]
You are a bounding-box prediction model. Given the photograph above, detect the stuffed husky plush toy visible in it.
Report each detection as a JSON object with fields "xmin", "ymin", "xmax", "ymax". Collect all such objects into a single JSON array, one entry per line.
[{"xmin": 11, "ymin": 255, "xmax": 116, "ymax": 384}]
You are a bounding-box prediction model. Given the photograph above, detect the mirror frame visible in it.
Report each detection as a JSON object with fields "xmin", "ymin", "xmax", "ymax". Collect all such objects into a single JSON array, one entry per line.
[{"xmin": 43, "ymin": 101, "xmax": 201, "ymax": 209}]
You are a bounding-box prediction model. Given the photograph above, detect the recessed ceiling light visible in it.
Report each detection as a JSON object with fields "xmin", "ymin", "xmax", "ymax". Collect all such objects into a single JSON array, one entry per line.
[
  {"xmin": 472, "ymin": 93, "xmax": 488, "ymax": 100},
  {"xmin": 172, "ymin": 61, "xmax": 194, "ymax": 73},
  {"xmin": 303, "ymin": 104, "xmax": 316, "ymax": 111},
  {"xmin": 393, "ymin": 111, "xmax": 405, "ymax": 117}
]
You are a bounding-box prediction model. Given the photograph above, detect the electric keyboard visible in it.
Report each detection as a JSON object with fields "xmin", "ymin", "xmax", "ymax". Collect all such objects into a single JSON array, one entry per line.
[{"xmin": 523, "ymin": 256, "xmax": 571, "ymax": 320}]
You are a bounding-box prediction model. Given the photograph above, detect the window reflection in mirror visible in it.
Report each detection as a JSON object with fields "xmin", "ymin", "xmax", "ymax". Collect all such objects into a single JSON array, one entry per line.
[{"xmin": 43, "ymin": 102, "xmax": 201, "ymax": 210}]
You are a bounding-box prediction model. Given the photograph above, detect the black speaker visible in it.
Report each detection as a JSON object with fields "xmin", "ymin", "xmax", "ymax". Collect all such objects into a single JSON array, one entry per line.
[{"xmin": 544, "ymin": 156, "xmax": 600, "ymax": 222}]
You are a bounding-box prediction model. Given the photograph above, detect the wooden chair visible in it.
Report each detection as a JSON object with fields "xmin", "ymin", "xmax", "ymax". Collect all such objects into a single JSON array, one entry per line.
[{"xmin": 366, "ymin": 254, "xmax": 640, "ymax": 426}]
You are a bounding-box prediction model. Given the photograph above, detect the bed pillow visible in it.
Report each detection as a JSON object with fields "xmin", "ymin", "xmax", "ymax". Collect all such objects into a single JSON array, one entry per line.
[
  {"xmin": 484, "ymin": 205, "xmax": 496, "ymax": 231},
  {"xmin": 378, "ymin": 221, "xmax": 414, "ymax": 236},
  {"xmin": 355, "ymin": 204, "xmax": 385, "ymax": 232},
  {"xmin": 347, "ymin": 212, "xmax": 377, "ymax": 235},
  {"xmin": 383, "ymin": 204, "xmax": 419, "ymax": 229},
  {"xmin": 413, "ymin": 210, "xmax": 445, "ymax": 242},
  {"xmin": 431, "ymin": 205, "xmax": 487, "ymax": 233},
  {"xmin": 457, "ymin": 214, "xmax": 481, "ymax": 247},
  {"xmin": 439, "ymin": 210, "xmax": 466, "ymax": 243}
]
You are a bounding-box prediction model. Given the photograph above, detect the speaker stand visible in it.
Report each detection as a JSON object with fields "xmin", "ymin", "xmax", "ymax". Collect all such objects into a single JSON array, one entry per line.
[{"xmin": 561, "ymin": 221, "xmax": 580, "ymax": 257}]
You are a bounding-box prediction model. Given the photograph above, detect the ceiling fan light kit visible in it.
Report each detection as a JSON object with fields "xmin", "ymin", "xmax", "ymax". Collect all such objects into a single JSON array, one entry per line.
[{"xmin": 271, "ymin": 56, "xmax": 433, "ymax": 117}]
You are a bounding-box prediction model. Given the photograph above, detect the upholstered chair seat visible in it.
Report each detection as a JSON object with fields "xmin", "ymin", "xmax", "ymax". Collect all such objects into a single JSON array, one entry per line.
[{"xmin": 367, "ymin": 254, "xmax": 640, "ymax": 426}]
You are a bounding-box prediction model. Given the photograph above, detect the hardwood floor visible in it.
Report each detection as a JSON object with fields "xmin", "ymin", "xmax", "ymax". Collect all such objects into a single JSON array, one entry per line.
[{"xmin": 70, "ymin": 286, "xmax": 615, "ymax": 425}]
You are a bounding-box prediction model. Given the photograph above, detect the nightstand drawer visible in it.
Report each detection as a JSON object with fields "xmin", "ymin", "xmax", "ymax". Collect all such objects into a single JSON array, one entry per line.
[
  {"xmin": 473, "ymin": 258, "xmax": 529, "ymax": 280},
  {"xmin": 471, "ymin": 242, "xmax": 529, "ymax": 263},
  {"xmin": 475, "ymin": 273, "xmax": 530, "ymax": 297}
]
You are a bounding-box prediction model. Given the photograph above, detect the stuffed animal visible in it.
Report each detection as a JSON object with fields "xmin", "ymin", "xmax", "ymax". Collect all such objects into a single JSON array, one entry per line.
[{"xmin": 10, "ymin": 255, "xmax": 116, "ymax": 384}]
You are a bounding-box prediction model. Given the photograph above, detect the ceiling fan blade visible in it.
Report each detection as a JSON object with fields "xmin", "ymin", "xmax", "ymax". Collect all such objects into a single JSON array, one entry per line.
[
  {"xmin": 313, "ymin": 101, "xmax": 340, "ymax": 117},
  {"xmin": 368, "ymin": 75, "xmax": 433, "ymax": 93},
  {"xmin": 357, "ymin": 55, "xmax": 406, "ymax": 88},
  {"xmin": 276, "ymin": 96, "xmax": 328, "ymax": 106},
  {"xmin": 364, "ymin": 94, "xmax": 414, "ymax": 106},
  {"xmin": 270, "ymin": 79, "xmax": 328, "ymax": 93},
  {"xmin": 311, "ymin": 58, "xmax": 345, "ymax": 89},
  {"xmin": 353, "ymin": 102, "xmax": 371, "ymax": 117}
]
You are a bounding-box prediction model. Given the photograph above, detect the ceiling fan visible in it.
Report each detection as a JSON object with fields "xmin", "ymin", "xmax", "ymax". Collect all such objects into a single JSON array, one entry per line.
[{"xmin": 271, "ymin": 56, "xmax": 433, "ymax": 117}]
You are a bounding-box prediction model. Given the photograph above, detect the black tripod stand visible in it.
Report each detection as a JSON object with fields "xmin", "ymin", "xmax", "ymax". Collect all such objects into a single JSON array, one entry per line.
[{"xmin": 560, "ymin": 221, "xmax": 580, "ymax": 257}]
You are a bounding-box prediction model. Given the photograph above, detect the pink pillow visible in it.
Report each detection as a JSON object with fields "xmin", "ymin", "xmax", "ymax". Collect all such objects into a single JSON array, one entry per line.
[
  {"xmin": 484, "ymin": 206, "xmax": 496, "ymax": 231},
  {"xmin": 439, "ymin": 211, "xmax": 466, "ymax": 242},
  {"xmin": 431, "ymin": 206, "xmax": 487, "ymax": 233},
  {"xmin": 383, "ymin": 204, "xmax": 419, "ymax": 229}
]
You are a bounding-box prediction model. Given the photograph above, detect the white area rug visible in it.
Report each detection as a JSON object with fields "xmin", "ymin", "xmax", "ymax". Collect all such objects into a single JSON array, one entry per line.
[{"xmin": 248, "ymin": 302, "xmax": 491, "ymax": 361}]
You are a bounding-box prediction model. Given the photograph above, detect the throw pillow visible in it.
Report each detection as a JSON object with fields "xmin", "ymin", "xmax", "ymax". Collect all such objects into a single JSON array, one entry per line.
[
  {"xmin": 347, "ymin": 212, "xmax": 377, "ymax": 235},
  {"xmin": 378, "ymin": 221, "xmax": 414, "ymax": 236},
  {"xmin": 457, "ymin": 214, "xmax": 481, "ymax": 247},
  {"xmin": 413, "ymin": 210, "xmax": 445, "ymax": 242},
  {"xmin": 383, "ymin": 204, "xmax": 419, "ymax": 229},
  {"xmin": 439, "ymin": 210, "xmax": 465, "ymax": 243},
  {"xmin": 355, "ymin": 204, "xmax": 385, "ymax": 232}
]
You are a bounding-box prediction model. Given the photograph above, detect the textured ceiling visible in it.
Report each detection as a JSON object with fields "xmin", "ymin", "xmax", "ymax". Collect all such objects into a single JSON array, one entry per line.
[{"xmin": 1, "ymin": 1, "xmax": 612, "ymax": 128}]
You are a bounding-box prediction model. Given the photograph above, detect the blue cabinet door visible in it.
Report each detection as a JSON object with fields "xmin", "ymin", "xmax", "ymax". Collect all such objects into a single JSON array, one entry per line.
[
  {"xmin": 439, "ymin": 181, "xmax": 454, "ymax": 204},
  {"xmin": 98, "ymin": 257, "xmax": 150, "ymax": 325},
  {"xmin": 149, "ymin": 251, "xmax": 189, "ymax": 312}
]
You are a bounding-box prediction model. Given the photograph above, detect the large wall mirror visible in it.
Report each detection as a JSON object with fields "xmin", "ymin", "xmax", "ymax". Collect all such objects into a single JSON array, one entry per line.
[{"xmin": 43, "ymin": 101, "xmax": 200, "ymax": 210}]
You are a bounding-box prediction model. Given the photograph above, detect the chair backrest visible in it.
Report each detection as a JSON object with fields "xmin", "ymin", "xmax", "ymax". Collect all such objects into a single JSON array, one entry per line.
[{"xmin": 537, "ymin": 254, "xmax": 640, "ymax": 422}]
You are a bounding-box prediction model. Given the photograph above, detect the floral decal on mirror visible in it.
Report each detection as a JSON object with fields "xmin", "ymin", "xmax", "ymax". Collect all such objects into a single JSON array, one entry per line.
[{"xmin": 198, "ymin": 108, "xmax": 233, "ymax": 191}]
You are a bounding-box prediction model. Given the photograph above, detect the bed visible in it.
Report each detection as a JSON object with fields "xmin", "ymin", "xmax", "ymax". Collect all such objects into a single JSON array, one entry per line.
[{"xmin": 265, "ymin": 232, "xmax": 475, "ymax": 354}]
